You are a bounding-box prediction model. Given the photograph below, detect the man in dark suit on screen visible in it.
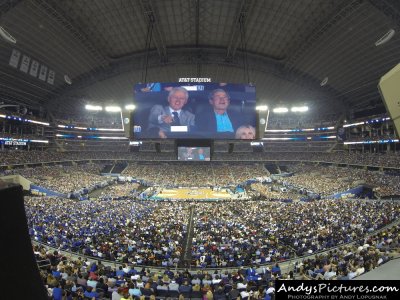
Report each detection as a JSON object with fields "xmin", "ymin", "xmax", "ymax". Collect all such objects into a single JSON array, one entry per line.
[
  {"xmin": 196, "ymin": 89, "xmax": 245, "ymax": 138},
  {"xmin": 147, "ymin": 87, "xmax": 195, "ymax": 138}
]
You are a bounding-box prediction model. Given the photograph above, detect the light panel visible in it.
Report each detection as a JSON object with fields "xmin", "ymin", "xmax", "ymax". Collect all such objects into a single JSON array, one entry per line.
[
  {"xmin": 85, "ymin": 104, "xmax": 103, "ymax": 111},
  {"xmin": 105, "ymin": 106, "xmax": 121, "ymax": 112},
  {"xmin": 256, "ymin": 105, "xmax": 268, "ymax": 111},
  {"xmin": 291, "ymin": 106, "xmax": 309, "ymax": 112},
  {"xmin": 125, "ymin": 104, "xmax": 136, "ymax": 111},
  {"xmin": 273, "ymin": 107, "xmax": 288, "ymax": 113}
]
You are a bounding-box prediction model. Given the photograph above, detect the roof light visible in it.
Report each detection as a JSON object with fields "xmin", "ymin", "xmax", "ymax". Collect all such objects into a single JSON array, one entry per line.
[
  {"xmin": 125, "ymin": 104, "xmax": 136, "ymax": 111},
  {"xmin": 105, "ymin": 106, "xmax": 121, "ymax": 112},
  {"xmin": 291, "ymin": 106, "xmax": 309, "ymax": 112},
  {"xmin": 273, "ymin": 107, "xmax": 288, "ymax": 113},
  {"xmin": 30, "ymin": 140, "xmax": 49, "ymax": 144},
  {"xmin": 256, "ymin": 105, "xmax": 268, "ymax": 111},
  {"xmin": 85, "ymin": 104, "xmax": 103, "ymax": 111}
]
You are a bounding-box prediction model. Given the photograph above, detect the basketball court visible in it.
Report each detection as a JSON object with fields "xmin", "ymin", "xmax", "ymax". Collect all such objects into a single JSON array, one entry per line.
[{"xmin": 149, "ymin": 187, "xmax": 236, "ymax": 200}]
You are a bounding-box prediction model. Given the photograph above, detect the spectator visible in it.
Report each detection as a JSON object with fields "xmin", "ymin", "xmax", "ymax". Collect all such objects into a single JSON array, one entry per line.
[{"xmin": 147, "ymin": 87, "xmax": 195, "ymax": 138}]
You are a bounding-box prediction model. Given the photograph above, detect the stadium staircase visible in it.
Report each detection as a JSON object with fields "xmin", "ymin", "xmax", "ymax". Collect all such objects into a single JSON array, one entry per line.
[
  {"xmin": 100, "ymin": 162, "xmax": 128, "ymax": 175},
  {"xmin": 265, "ymin": 163, "xmax": 280, "ymax": 174},
  {"xmin": 181, "ymin": 206, "xmax": 195, "ymax": 268},
  {"xmin": 110, "ymin": 162, "xmax": 128, "ymax": 174},
  {"xmin": 36, "ymin": 258, "xmax": 51, "ymax": 270},
  {"xmin": 279, "ymin": 165, "xmax": 289, "ymax": 173},
  {"xmin": 100, "ymin": 164, "xmax": 113, "ymax": 174},
  {"xmin": 327, "ymin": 141, "xmax": 338, "ymax": 152}
]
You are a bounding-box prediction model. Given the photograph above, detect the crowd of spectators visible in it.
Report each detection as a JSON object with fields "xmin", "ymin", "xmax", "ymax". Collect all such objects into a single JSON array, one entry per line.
[
  {"xmin": 190, "ymin": 200, "xmax": 400, "ymax": 267},
  {"xmin": 267, "ymin": 113, "xmax": 339, "ymax": 130},
  {"xmin": 332, "ymin": 151, "xmax": 400, "ymax": 168},
  {"xmin": 4, "ymin": 146, "xmax": 395, "ymax": 299},
  {"xmin": 54, "ymin": 111, "xmax": 122, "ymax": 129},
  {"xmin": 25, "ymin": 195, "xmax": 400, "ymax": 269},
  {"xmin": 297, "ymin": 223, "xmax": 400, "ymax": 280},
  {"xmin": 2, "ymin": 150, "xmax": 400, "ymax": 168},
  {"xmin": 30, "ymin": 201, "xmax": 400, "ymax": 299},
  {"xmin": 0, "ymin": 132, "xmax": 46, "ymax": 140},
  {"xmin": 10, "ymin": 164, "xmax": 106, "ymax": 195},
  {"xmin": 25, "ymin": 197, "xmax": 188, "ymax": 266},
  {"xmin": 250, "ymin": 183, "xmax": 301, "ymax": 200},
  {"xmin": 96, "ymin": 182, "xmax": 141, "ymax": 200},
  {"xmin": 280, "ymin": 164, "xmax": 352, "ymax": 197},
  {"xmin": 36, "ymin": 243, "xmax": 277, "ymax": 300},
  {"xmin": 212, "ymin": 151, "xmax": 400, "ymax": 168},
  {"xmin": 58, "ymin": 140, "xmax": 129, "ymax": 152},
  {"xmin": 2, "ymin": 151, "xmax": 400, "ymax": 198},
  {"xmin": 263, "ymin": 142, "xmax": 336, "ymax": 153},
  {"xmin": 280, "ymin": 164, "xmax": 400, "ymax": 197},
  {"xmin": 0, "ymin": 151, "xmax": 174, "ymax": 166}
]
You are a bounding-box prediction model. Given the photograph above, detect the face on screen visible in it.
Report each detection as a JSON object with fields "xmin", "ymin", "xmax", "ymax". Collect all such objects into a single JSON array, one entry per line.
[
  {"xmin": 236, "ymin": 126, "xmax": 256, "ymax": 139},
  {"xmin": 133, "ymin": 82, "xmax": 257, "ymax": 140},
  {"xmin": 209, "ymin": 91, "xmax": 230, "ymax": 112},
  {"xmin": 168, "ymin": 90, "xmax": 188, "ymax": 111}
]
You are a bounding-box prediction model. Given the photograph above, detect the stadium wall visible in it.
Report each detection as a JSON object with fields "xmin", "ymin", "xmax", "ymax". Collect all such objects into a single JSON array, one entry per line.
[{"xmin": 0, "ymin": 175, "xmax": 32, "ymax": 190}]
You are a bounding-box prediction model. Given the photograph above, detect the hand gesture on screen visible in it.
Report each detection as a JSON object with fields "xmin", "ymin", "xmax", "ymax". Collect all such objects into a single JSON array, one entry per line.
[
  {"xmin": 161, "ymin": 114, "xmax": 174, "ymax": 124},
  {"xmin": 159, "ymin": 129, "xmax": 167, "ymax": 138}
]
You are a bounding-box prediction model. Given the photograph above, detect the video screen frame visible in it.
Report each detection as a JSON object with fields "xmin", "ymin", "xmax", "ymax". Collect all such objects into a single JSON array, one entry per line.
[
  {"xmin": 132, "ymin": 82, "xmax": 258, "ymax": 140},
  {"xmin": 177, "ymin": 146, "xmax": 211, "ymax": 161}
]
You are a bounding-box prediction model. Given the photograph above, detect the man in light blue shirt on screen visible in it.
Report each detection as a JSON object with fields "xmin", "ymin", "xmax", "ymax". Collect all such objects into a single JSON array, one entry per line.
[
  {"xmin": 197, "ymin": 89, "xmax": 245, "ymax": 138},
  {"xmin": 215, "ymin": 112, "xmax": 234, "ymax": 132}
]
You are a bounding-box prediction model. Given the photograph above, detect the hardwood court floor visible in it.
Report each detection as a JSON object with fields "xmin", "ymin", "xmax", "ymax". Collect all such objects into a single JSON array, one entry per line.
[{"xmin": 153, "ymin": 188, "xmax": 233, "ymax": 200}]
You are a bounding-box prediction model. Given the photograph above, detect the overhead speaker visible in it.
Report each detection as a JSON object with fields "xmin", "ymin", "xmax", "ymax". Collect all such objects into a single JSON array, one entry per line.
[
  {"xmin": 0, "ymin": 26, "xmax": 17, "ymax": 44},
  {"xmin": 320, "ymin": 77, "xmax": 329, "ymax": 86},
  {"xmin": 375, "ymin": 29, "xmax": 395, "ymax": 46},
  {"xmin": 64, "ymin": 75, "xmax": 72, "ymax": 85},
  {"xmin": 378, "ymin": 63, "xmax": 400, "ymax": 138}
]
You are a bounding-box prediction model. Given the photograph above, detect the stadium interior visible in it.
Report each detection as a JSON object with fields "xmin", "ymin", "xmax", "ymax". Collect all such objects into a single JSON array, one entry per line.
[{"xmin": 1, "ymin": 0, "xmax": 400, "ymax": 299}]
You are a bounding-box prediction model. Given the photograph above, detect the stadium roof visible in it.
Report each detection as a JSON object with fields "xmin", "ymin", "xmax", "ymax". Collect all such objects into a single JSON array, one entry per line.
[{"xmin": 1, "ymin": 0, "xmax": 400, "ymax": 115}]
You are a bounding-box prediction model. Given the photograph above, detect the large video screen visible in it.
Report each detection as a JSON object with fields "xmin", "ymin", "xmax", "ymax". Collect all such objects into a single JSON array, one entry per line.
[
  {"xmin": 132, "ymin": 82, "xmax": 257, "ymax": 139},
  {"xmin": 177, "ymin": 147, "xmax": 210, "ymax": 161}
]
